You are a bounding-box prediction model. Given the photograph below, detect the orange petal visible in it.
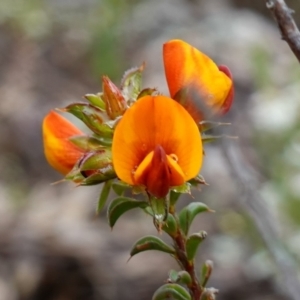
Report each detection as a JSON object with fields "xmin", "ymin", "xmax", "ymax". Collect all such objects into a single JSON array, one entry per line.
[
  {"xmin": 163, "ymin": 39, "xmax": 233, "ymax": 119},
  {"xmin": 43, "ymin": 111, "xmax": 84, "ymax": 175},
  {"xmin": 112, "ymin": 95, "xmax": 202, "ymax": 191}
]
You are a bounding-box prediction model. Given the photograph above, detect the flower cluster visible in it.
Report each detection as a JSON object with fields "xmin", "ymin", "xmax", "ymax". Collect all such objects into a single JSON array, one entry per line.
[{"xmin": 43, "ymin": 39, "xmax": 234, "ymax": 199}]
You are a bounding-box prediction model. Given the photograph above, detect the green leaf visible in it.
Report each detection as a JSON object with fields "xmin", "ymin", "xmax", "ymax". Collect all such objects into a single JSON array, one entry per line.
[
  {"xmin": 186, "ymin": 231, "xmax": 207, "ymax": 261},
  {"xmin": 62, "ymin": 103, "xmax": 113, "ymax": 137},
  {"xmin": 199, "ymin": 288, "xmax": 218, "ymax": 300},
  {"xmin": 201, "ymin": 134, "xmax": 237, "ymax": 144},
  {"xmin": 149, "ymin": 196, "xmax": 169, "ymax": 233},
  {"xmin": 69, "ymin": 135, "xmax": 105, "ymax": 151},
  {"xmin": 137, "ymin": 87, "xmax": 157, "ymax": 99},
  {"xmin": 152, "ymin": 283, "xmax": 191, "ymax": 300},
  {"xmin": 201, "ymin": 260, "xmax": 214, "ymax": 287},
  {"xmin": 130, "ymin": 235, "xmax": 175, "ymax": 258},
  {"xmin": 121, "ymin": 63, "xmax": 145, "ymax": 101},
  {"xmin": 168, "ymin": 270, "xmax": 179, "ymax": 283},
  {"xmin": 108, "ymin": 197, "xmax": 148, "ymax": 228},
  {"xmin": 112, "ymin": 181, "xmax": 131, "ymax": 196},
  {"xmin": 80, "ymin": 167, "xmax": 116, "ymax": 186},
  {"xmin": 171, "ymin": 183, "xmax": 191, "ymax": 194},
  {"xmin": 179, "ymin": 202, "xmax": 213, "ymax": 236},
  {"xmin": 84, "ymin": 93, "xmax": 106, "ymax": 110},
  {"xmin": 198, "ymin": 120, "xmax": 230, "ymax": 132},
  {"xmin": 144, "ymin": 207, "xmax": 177, "ymax": 237},
  {"xmin": 96, "ymin": 180, "xmax": 112, "ymax": 214},
  {"xmin": 169, "ymin": 190, "xmax": 182, "ymax": 206},
  {"xmin": 188, "ymin": 175, "xmax": 208, "ymax": 187},
  {"xmin": 80, "ymin": 149, "xmax": 112, "ymax": 171},
  {"xmin": 177, "ymin": 271, "xmax": 192, "ymax": 286}
]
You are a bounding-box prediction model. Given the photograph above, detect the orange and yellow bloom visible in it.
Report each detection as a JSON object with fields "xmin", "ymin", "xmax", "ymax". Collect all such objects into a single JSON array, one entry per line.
[
  {"xmin": 112, "ymin": 95, "xmax": 202, "ymax": 198},
  {"xmin": 163, "ymin": 39, "xmax": 234, "ymax": 121},
  {"xmin": 43, "ymin": 111, "xmax": 84, "ymax": 175}
]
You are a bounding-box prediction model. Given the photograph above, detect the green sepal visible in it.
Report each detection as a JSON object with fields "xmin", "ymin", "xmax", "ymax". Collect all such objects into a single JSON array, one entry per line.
[
  {"xmin": 96, "ymin": 180, "xmax": 112, "ymax": 214},
  {"xmin": 177, "ymin": 271, "xmax": 192, "ymax": 286},
  {"xmin": 121, "ymin": 63, "xmax": 145, "ymax": 102},
  {"xmin": 201, "ymin": 260, "xmax": 214, "ymax": 287},
  {"xmin": 84, "ymin": 93, "xmax": 106, "ymax": 110},
  {"xmin": 168, "ymin": 269, "xmax": 179, "ymax": 283},
  {"xmin": 198, "ymin": 120, "xmax": 230, "ymax": 132},
  {"xmin": 199, "ymin": 288, "xmax": 218, "ymax": 300},
  {"xmin": 186, "ymin": 231, "xmax": 207, "ymax": 261},
  {"xmin": 69, "ymin": 135, "xmax": 105, "ymax": 151},
  {"xmin": 137, "ymin": 87, "xmax": 157, "ymax": 99},
  {"xmin": 80, "ymin": 149, "xmax": 112, "ymax": 171},
  {"xmin": 152, "ymin": 283, "xmax": 191, "ymax": 300},
  {"xmin": 130, "ymin": 235, "xmax": 175, "ymax": 258},
  {"xmin": 169, "ymin": 190, "xmax": 181, "ymax": 206},
  {"xmin": 201, "ymin": 134, "xmax": 237, "ymax": 144},
  {"xmin": 171, "ymin": 183, "xmax": 191, "ymax": 194},
  {"xmin": 79, "ymin": 167, "xmax": 116, "ymax": 186},
  {"xmin": 179, "ymin": 202, "xmax": 213, "ymax": 236},
  {"xmin": 188, "ymin": 175, "xmax": 208, "ymax": 187},
  {"xmin": 107, "ymin": 197, "xmax": 148, "ymax": 228},
  {"xmin": 112, "ymin": 181, "xmax": 131, "ymax": 196},
  {"xmin": 62, "ymin": 103, "xmax": 113, "ymax": 137},
  {"xmin": 149, "ymin": 196, "xmax": 169, "ymax": 232},
  {"xmin": 168, "ymin": 270, "xmax": 192, "ymax": 286},
  {"xmin": 144, "ymin": 207, "xmax": 177, "ymax": 237}
]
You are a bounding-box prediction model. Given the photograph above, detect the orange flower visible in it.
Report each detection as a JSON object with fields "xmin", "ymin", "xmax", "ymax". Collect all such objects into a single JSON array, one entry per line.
[
  {"xmin": 112, "ymin": 95, "xmax": 202, "ymax": 198},
  {"xmin": 163, "ymin": 39, "xmax": 234, "ymax": 121},
  {"xmin": 43, "ymin": 111, "xmax": 84, "ymax": 175}
]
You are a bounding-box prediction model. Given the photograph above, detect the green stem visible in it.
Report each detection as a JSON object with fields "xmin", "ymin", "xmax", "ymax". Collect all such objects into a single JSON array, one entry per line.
[{"xmin": 169, "ymin": 204, "xmax": 202, "ymax": 300}]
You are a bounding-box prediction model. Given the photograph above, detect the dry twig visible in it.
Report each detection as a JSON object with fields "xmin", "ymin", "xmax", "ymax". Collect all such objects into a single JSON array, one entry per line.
[{"xmin": 266, "ymin": 0, "xmax": 300, "ymax": 62}]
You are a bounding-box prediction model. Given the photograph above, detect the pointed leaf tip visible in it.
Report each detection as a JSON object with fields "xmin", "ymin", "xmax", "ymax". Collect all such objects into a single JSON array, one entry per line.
[
  {"xmin": 130, "ymin": 235, "xmax": 175, "ymax": 258},
  {"xmin": 179, "ymin": 202, "xmax": 213, "ymax": 236},
  {"xmin": 107, "ymin": 197, "xmax": 148, "ymax": 228}
]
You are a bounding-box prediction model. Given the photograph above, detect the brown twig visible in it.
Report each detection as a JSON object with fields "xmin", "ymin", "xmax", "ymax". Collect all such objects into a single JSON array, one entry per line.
[{"xmin": 265, "ymin": 0, "xmax": 300, "ymax": 62}]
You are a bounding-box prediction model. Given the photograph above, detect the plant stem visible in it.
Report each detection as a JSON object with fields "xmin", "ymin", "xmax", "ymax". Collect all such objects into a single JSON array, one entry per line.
[{"xmin": 169, "ymin": 205, "xmax": 202, "ymax": 300}]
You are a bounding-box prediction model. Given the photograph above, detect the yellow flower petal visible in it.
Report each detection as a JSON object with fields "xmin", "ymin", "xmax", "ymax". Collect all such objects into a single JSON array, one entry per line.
[
  {"xmin": 112, "ymin": 95, "xmax": 202, "ymax": 197},
  {"xmin": 43, "ymin": 111, "xmax": 84, "ymax": 175},
  {"xmin": 163, "ymin": 39, "xmax": 233, "ymax": 120}
]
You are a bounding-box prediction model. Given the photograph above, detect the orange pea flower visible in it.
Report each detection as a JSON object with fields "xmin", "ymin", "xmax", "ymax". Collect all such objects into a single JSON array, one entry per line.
[
  {"xmin": 43, "ymin": 111, "xmax": 84, "ymax": 175},
  {"xmin": 112, "ymin": 95, "xmax": 202, "ymax": 198},
  {"xmin": 163, "ymin": 39, "xmax": 234, "ymax": 121}
]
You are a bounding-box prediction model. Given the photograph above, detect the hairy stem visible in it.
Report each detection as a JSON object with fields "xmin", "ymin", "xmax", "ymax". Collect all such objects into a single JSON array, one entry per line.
[{"xmin": 170, "ymin": 205, "xmax": 202, "ymax": 300}]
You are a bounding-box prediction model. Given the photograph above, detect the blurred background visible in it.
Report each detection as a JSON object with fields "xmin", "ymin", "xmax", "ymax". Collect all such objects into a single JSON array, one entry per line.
[{"xmin": 0, "ymin": 0, "xmax": 300, "ymax": 299}]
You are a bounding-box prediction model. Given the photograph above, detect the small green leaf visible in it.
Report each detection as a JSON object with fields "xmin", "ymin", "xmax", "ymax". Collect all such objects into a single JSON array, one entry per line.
[
  {"xmin": 198, "ymin": 120, "xmax": 230, "ymax": 132},
  {"xmin": 171, "ymin": 183, "xmax": 191, "ymax": 194},
  {"xmin": 202, "ymin": 134, "xmax": 237, "ymax": 144},
  {"xmin": 201, "ymin": 260, "xmax": 214, "ymax": 287},
  {"xmin": 108, "ymin": 197, "xmax": 148, "ymax": 228},
  {"xmin": 84, "ymin": 93, "xmax": 106, "ymax": 110},
  {"xmin": 169, "ymin": 190, "xmax": 182, "ymax": 206},
  {"xmin": 96, "ymin": 180, "xmax": 112, "ymax": 214},
  {"xmin": 69, "ymin": 135, "xmax": 105, "ymax": 151},
  {"xmin": 168, "ymin": 270, "xmax": 179, "ymax": 283},
  {"xmin": 149, "ymin": 196, "xmax": 169, "ymax": 233},
  {"xmin": 186, "ymin": 231, "xmax": 207, "ymax": 261},
  {"xmin": 152, "ymin": 283, "xmax": 191, "ymax": 300},
  {"xmin": 79, "ymin": 167, "xmax": 116, "ymax": 186},
  {"xmin": 200, "ymin": 288, "xmax": 218, "ymax": 300},
  {"xmin": 177, "ymin": 271, "xmax": 192, "ymax": 286},
  {"xmin": 130, "ymin": 236, "xmax": 175, "ymax": 258},
  {"xmin": 188, "ymin": 175, "xmax": 208, "ymax": 187},
  {"xmin": 62, "ymin": 103, "xmax": 113, "ymax": 137},
  {"xmin": 112, "ymin": 181, "xmax": 131, "ymax": 196},
  {"xmin": 179, "ymin": 202, "xmax": 213, "ymax": 236},
  {"xmin": 121, "ymin": 63, "xmax": 145, "ymax": 101},
  {"xmin": 80, "ymin": 149, "xmax": 112, "ymax": 171},
  {"xmin": 137, "ymin": 87, "xmax": 157, "ymax": 99}
]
